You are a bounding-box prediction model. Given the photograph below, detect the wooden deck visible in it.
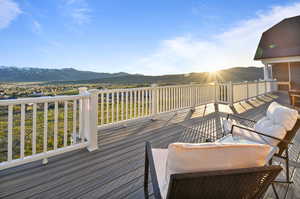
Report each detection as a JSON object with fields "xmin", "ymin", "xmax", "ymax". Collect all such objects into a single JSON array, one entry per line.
[{"xmin": 0, "ymin": 92, "xmax": 299, "ymax": 199}]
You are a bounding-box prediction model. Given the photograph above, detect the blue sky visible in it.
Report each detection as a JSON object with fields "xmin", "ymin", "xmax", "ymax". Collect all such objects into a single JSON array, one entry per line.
[{"xmin": 0, "ymin": 0, "xmax": 300, "ymax": 75}]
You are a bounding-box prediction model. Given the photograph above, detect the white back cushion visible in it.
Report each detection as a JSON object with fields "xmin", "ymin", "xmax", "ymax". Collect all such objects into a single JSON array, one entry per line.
[
  {"xmin": 266, "ymin": 102, "xmax": 298, "ymax": 131},
  {"xmin": 166, "ymin": 142, "xmax": 272, "ymax": 180},
  {"xmin": 254, "ymin": 117, "xmax": 286, "ymax": 146}
]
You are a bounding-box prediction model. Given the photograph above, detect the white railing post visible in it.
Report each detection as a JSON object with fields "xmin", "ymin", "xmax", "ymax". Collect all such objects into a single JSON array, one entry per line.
[
  {"xmin": 214, "ymin": 82, "xmax": 217, "ymax": 103},
  {"xmin": 79, "ymin": 87, "xmax": 88, "ymax": 140},
  {"xmin": 190, "ymin": 83, "xmax": 196, "ymax": 111},
  {"xmin": 256, "ymin": 80, "xmax": 259, "ymax": 96},
  {"xmin": 87, "ymin": 89, "xmax": 99, "ymax": 151},
  {"xmin": 264, "ymin": 80, "xmax": 267, "ymax": 94},
  {"xmin": 229, "ymin": 81, "xmax": 234, "ymax": 105},
  {"xmin": 246, "ymin": 81, "xmax": 249, "ymax": 100},
  {"xmin": 151, "ymin": 84, "xmax": 158, "ymax": 115}
]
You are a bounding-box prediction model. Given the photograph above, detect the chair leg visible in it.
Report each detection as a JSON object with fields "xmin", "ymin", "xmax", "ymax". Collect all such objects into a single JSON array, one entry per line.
[
  {"xmin": 271, "ymin": 183, "xmax": 280, "ymax": 199},
  {"xmin": 144, "ymin": 144, "xmax": 149, "ymax": 199},
  {"xmin": 269, "ymin": 157, "xmax": 280, "ymax": 199},
  {"xmin": 286, "ymin": 150, "xmax": 290, "ymax": 183},
  {"xmin": 271, "ymin": 155, "xmax": 293, "ymax": 184}
]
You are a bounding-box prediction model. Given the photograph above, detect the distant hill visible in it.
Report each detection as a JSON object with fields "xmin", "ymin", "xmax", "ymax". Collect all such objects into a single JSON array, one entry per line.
[
  {"xmin": 47, "ymin": 67, "xmax": 264, "ymax": 85},
  {"xmin": 0, "ymin": 66, "xmax": 128, "ymax": 82},
  {"xmin": 0, "ymin": 66, "xmax": 264, "ymax": 84}
]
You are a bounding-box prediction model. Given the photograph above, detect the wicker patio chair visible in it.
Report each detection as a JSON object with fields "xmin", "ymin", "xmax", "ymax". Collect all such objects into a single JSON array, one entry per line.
[
  {"xmin": 144, "ymin": 142, "xmax": 282, "ymax": 199},
  {"xmin": 225, "ymin": 114, "xmax": 300, "ymax": 183}
]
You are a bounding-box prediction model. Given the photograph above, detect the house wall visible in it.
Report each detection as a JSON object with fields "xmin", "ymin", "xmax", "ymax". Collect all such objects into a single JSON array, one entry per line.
[
  {"xmin": 290, "ymin": 62, "xmax": 300, "ymax": 89},
  {"xmin": 270, "ymin": 62, "xmax": 300, "ymax": 90},
  {"xmin": 272, "ymin": 63, "xmax": 289, "ymax": 81},
  {"xmin": 271, "ymin": 63, "xmax": 289, "ymax": 90}
]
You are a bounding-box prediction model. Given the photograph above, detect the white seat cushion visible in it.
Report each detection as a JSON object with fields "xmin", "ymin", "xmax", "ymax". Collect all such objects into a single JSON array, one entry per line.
[
  {"xmin": 229, "ymin": 124, "xmax": 266, "ymax": 144},
  {"xmin": 266, "ymin": 102, "xmax": 298, "ymax": 131},
  {"xmin": 151, "ymin": 142, "xmax": 273, "ymax": 198},
  {"xmin": 254, "ymin": 117, "xmax": 286, "ymax": 146}
]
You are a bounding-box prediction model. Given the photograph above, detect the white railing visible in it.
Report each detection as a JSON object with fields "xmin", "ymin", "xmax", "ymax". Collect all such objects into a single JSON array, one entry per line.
[
  {"xmin": 0, "ymin": 80, "xmax": 277, "ymax": 170},
  {"xmin": 0, "ymin": 90, "xmax": 98, "ymax": 170},
  {"xmin": 231, "ymin": 80, "xmax": 277, "ymax": 104},
  {"xmin": 95, "ymin": 84, "xmax": 216, "ymax": 127}
]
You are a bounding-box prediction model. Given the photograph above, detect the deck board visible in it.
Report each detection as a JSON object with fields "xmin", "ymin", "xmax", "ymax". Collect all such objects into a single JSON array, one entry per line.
[{"xmin": 0, "ymin": 92, "xmax": 299, "ymax": 199}]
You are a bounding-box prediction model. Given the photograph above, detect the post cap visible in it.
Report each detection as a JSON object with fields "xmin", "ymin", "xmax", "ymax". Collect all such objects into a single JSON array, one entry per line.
[
  {"xmin": 88, "ymin": 89, "xmax": 99, "ymax": 94},
  {"xmin": 78, "ymin": 87, "xmax": 88, "ymax": 92}
]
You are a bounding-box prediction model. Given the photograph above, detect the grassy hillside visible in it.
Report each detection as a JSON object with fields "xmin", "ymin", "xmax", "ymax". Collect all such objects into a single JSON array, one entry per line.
[{"xmin": 46, "ymin": 67, "xmax": 264, "ymax": 85}]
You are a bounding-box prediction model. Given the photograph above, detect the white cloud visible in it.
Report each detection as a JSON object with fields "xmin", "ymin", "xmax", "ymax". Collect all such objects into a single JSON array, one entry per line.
[
  {"xmin": 70, "ymin": 7, "xmax": 91, "ymax": 25},
  {"xmin": 132, "ymin": 2, "xmax": 300, "ymax": 75},
  {"xmin": 0, "ymin": 0, "xmax": 21, "ymax": 29},
  {"xmin": 32, "ymin": 20, "xmax": 42, "ymax": 34},
  {"xmin": 62, "ymin": 0, "xmax": 91, "ymax": 25}
]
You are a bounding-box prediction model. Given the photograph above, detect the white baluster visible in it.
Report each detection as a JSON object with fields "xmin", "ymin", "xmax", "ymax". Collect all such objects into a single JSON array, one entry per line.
[
  {"xmin": 138, "ymin": 90, "xmax": 140, "ymax": 117},
  {"xmin": 121, "ymin": 92, "xmax": 124, "ymax": 121},
  {"xmin": 44, "ymin": 102, "xmax": 48, "ymax": 150},
  {"xmin": 64, "ymin": 101, "xmax": 68, "ymax": 147},
  {"xmin": 7, "ymin": 105, "xmax": 13, "ymax": 161},
  {"xmin": 116, "ymin": 91, "xmax": 119, "ymax": 122},
  {"xmin": 159, "ymin": 88, "xmax": 162, "ymax": 113},
  {"xmin": 134, "ymin": 90, "xmax": 137, "ymax": 118},
  {"xmin": 145, "ymin": 89, "xmax": 148, "ymax": 116},
  {"xmin": 142, "ymin": 89, "xmax": 144, "ymax": 116},
  {"xmin": 112, "ymin": 91, "xmax": 114, "ymax": 122},
  {"xmin": 32, "ymin": 103, "xmax": 37, "ymax": 154},
  {"xmin": 43, "ymin": 102, "xmax": 48, "ymax": 164},
  {"xmin": 106, "ymin": 92, "xmax": 110, "ymax": 123},
  {"xmin": 72, "ymin": 100, "xmax": 77, "ymax": 144},
  {"xmin": 126, "ymin": 91, "xmax": 129, "ymax": 120},
  {"xmin": 130, "ymin": 91, "xmax": 133, "ymax": 119},
  {"xmin": 54, "ymin": 101, "xmax": 58, "ymax": 149},
  {"xmin": 101, "ymin": 92, "xmax": 104, "ymax": 125},
  {"xmin": 20, "ymin": 104, "xmax": 25, "ymax": 159}
]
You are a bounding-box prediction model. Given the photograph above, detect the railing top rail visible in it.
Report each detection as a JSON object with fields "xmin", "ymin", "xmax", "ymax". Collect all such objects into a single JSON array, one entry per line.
[
  {"xmin": 0, "ymin": 94, "xmax": 89, "ymax": 106},
  {"xmin": 0, "ymin": 80, "xmax": 277, "ymax": 105},
  {"xmin": 95, "ymin": 83, "xmax": 215, "ymax": 94},
  {"xmin": 232, "ymin": 79, "xmax": 276, "ymax": 86}
]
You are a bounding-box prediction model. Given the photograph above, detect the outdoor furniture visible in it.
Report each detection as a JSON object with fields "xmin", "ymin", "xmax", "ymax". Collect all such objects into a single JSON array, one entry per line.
[
  {"xmin": 144, "ymin": 141, "xmax": 282, "ymax": 199},
  {"xmin": 288, "ymin": 89, "xmax": 300, "ymax": 106},
  {"xmin": 223, "ymin": 102, "xmax": 300, "ymax": 183},
  {"xmin": 289, "ymin": 93, "xmax": 300, "ymax": 107}
]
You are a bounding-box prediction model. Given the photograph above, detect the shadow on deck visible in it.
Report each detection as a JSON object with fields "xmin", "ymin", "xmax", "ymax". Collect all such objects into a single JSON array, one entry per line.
[{"xmin": 0, "ymin": 92, "xmax": 299, "ymax": 199}]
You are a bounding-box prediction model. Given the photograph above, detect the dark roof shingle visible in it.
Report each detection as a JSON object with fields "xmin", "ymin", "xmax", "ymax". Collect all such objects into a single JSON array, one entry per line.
[{"xmin": 254, "ymin": 15, "xmax": 300, "ymax": 60}]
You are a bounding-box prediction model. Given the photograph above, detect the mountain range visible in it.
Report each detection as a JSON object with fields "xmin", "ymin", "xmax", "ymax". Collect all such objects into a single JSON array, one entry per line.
[
  {"xmin": 0, "ymin": 66, "xmax": 129, "ymax": 82},
  {"xmin": 0, "ymin": 66, "xmax": 264, "ymax": 84}
]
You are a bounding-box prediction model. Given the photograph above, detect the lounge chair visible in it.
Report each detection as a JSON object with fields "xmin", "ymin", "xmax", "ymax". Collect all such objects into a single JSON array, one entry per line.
[
  {"xmin": 222, "ymin": 102, "xmax": 300, "ymax": 183},
  {"xmin": 144, "ymin": 141, "xmax": 282, "ymax": 199}
]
